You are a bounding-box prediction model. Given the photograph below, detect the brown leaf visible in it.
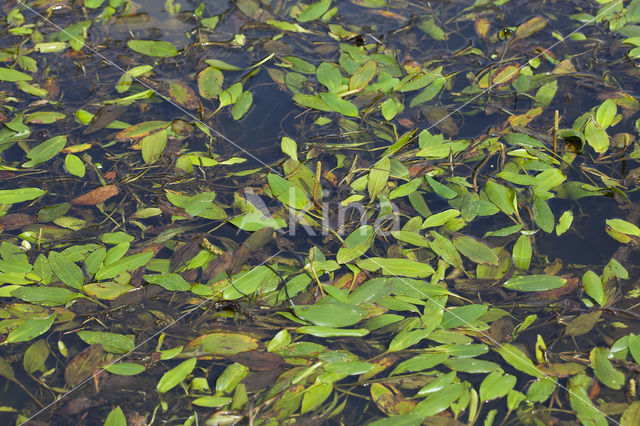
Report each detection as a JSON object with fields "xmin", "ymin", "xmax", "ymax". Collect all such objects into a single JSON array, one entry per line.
[
  {"xmin": 64, "ymin": 344, "xmax": 104, "ymax": 386},
  {"xmin": 0, "ymin": 213, "xmax": 35, "ymax": 231},
  {"xmin": 71, "ymin": 185, "xmax": 120, "ymax": 206}
]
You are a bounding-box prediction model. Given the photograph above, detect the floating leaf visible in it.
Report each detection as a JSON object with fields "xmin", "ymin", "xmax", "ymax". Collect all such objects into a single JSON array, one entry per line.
[
  {"xmin": 0, "ymin": 67, "xmax": 32, "ymax": 82},
  {"xmin": 368, "ymin": 157, "xmax": 390, "ymax": 200},
  {"xmin": 0, "ymin": 188, "xmax": 46, "ymax": 204},
  {"xmin": 356, "ymin": 257, "xmax": 434, "ymax": 278},
  {"xmin": 23, "ymin": 135, "xmax": 67, "ymax": 168},
  {"xmin": 127, "ymin": 40, "xmax": 178, "ymax": 57},
  {"xmin": 583, "ymin": 270, "xmax": 605, "ymax": 306},
  {"xmin": 6, "ymin": 314, "xmax": 56, "ymax": 344},
  {"xmin": 350, "ymin": 60, "xmax": 376, "ymax": 91},
  {"xmin": 232, "ymin": 90, "xmax": 253, "ymax": 120},
  {"xmin": 95, "ymin": 251, "xmax": 154, "ymax": 280},
  {"xmin": 297, "ymin": 0, "xmax": 331, "ymax": 22},
  {"xmin": 294, "ymin": 302, "xmax": 363, "ymax": 327},
  {"xmin": 606, "ymin": 218, "xmax": 640, "ymax": 237},
  {"xmin": 453, "ymin": 235, "xmax": 498, "ymax": 265},
  {"xmin": 77, "ymin": 331, "xmax": 135, "ymax": 353},
  {"xmin": 515, "ymin": 16, "xmax": 547, "ymax": 38},
  {"xmin": 319, "ymin": 92, "xmax": 358, "ymax": 117},
  {"xmin": 590, "ymin": 347, "xmax": 624, "ymax": 389},
  {"xmin": 584, "ymin": 120, "xmax": 609, "ymax": 153},
  {"xmin": 503, "ymin": 275, "xmax": 566, "ymax": 292},
  {"xmin": 494, "ymin": 343, "xmax": 545, "ymax": 378},
  {"xmin": 104, "ymin": 406, "xmax": 127, "ymax": 426},
  {"xmin": 49, "ymin": 251, "xmax": 84, "ymax": 289},
  {"xmin": 336, "ymin": 225, "xmax": 374, "ymax": 264},
  {"xmin": 512, "ymin": 234, "xmax": 532, "ymax": 270},
  {"xmin": 185, "ymin": 333, "xmax": 259, "ymax": 355},
  {"xmin": 12, "ymin": 286, "xmax": 81, "ymax": 306},
  {"xmin": 157, "ymin": 358, "xmax": 197, "ymax": 393},
  {"xmin": 64, "ymin": 344, "xmax": 104, "ymax": 386}
]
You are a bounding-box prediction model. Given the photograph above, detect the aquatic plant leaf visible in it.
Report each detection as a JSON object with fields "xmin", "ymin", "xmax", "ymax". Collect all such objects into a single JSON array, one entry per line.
[
  {"xmin": 301, "ymin": 382, "xmax": 333, "ymax": 414},
  {"xmin": 453, "ymin": 235, "xmax": 498, "ymax": 265},
  {"xmin": 6, "ymin": 314, "xmax": 56, "ymax": 344},
  {"xmin": 422, "ymin": 209, "xmax": 460, "ymax": 228},
  {"xmin": 157, "ymin": 357, "xmax": 197, "ymax": 393},
  {"xmin": 141, "ymin": 129, "xmax": 167, "ymax": 164},
  {"xmin": 77, "ymin": 331, "xmax": 135, "ymax": 353},
  {"xmin": 388, "ymin": 328, "xmax": 434, "ymax": 352},
  {"xmin": 585, "ymin": 120, "xmax": 609, "ymax": 153},
  {"xmin": 412, "ymin": 383, "xmax": 464, "ymax": 417},
  {"xmin": 0, "ymin": 188, "xmax": 46, "ymax": 204},
  {"xmin": 64, "ymin": 344, "xmax": 104, "ymax": 386},
  {"xmin": 485, "ymin": 179, "xmax": 516, "ymax": 215},
  {"xmin": 590, "ymin": 347, "xmax": 624, "ymax": 389},
  {"xmin": 526, "ymin": 377, "xmax": 556, "ymax": 402},
  {"xmin": 205, "ymin": 59, "xmax": 242, "ymax": 71},
  {"xmin": 319, "ymin": 92, "xmax": 358, "ymax": 117},
  {"xmin": 429, "ymin": 231, "xmax": 464, "ymax": 269},
  {"xmin": 294, "ymin": 302, "xmax": 363, "ymax": 327},
  {"xmin": 65, "ymin": 154, "xmax": 85, "ymax": 177},
  {"xmin": 370, "ymin": 383, "xmax": 416, "ymax": 416},
  {"xmin": 116, "ymin": 121, "xmax": 169, "ymax": 141},
  {"xmin": 515, "ymin": 16, "xmax": 547, "ymax": 38},
  {"xmin": 144, "ymin": 273, "xmax": 191, "ymax": 291},
  {"xmin": 296, "ymin": 0, "xmax": 331, "ymax": 22},
  {"xmin": 441, "ymin": 304, "xmax": 488, "ymax": 329},
  {"xmin": 297, "ymin": 326, "xmax": 369, "ymax": 337},
  {"xmin": 316, "ymin": 62, "xmax": 342, "ymax": 92},
  {"xmin": 230, "ymin": 90, "xmax": 253, "ymax": 120},
  {"xmin": 568, "ymin": 374, "xmax": 608, "ymax": 426},
  {"xmin": 595, "ymin": 99, "xmax": 617, "ymax": 129},
  {"xmin": 425, "ymin": 175, "xmax": 457, "ymax": 199},
  {"xmin": 11, "ymin": 286, "xmax": 81, "ymax": 306},
  {"xmin": 22, "ymin": 135, "xmax": 67, "ymax": 168},
  {"xmin": 24, "ymin": 111, "xmax": 65, "ymax": 124},
  {"xmin": 104, "ymin": 406, "xmax": 126, "ymax": 426},
  {"xmin": 223, "ymin": 265, "xmax": 279, "ymax": 300},
  {"xmin": 268, "ymin": 173, "xmax": 310, "ymax": 210},
  {"xmin": 512, "ymin": 234, "xmax": 531, "ymax": 270},
  {"xmin": 49, "ymin": 251, "xmax": 84, "ymax": 289},
  {"xmin": 185, "ymin": 333, "xmax": 259, "ymax": 355},
  {"xmin": 198, "ymin": 67, "xmax": 223, "ymax": 99},
  {"xmin": 621, "ymin": 401, "xmax": 640, "ymax": 426},
  {"xmin": 350, "ymin": 60, "xmax": 376, "ymax": 91},
  {"xmin": 391, "ymin": 230, "xmax": 430, "ymax": 247},
  {"xmin": 94, "ymin": 251, "xmax": 154, "ymax": 280},
  {"xmin": 0, "ymin": 67, "xmax": 32, "ymax": 82},
  {"xmin": 293, "ymin": 93, "xmax": 331, "ymax": 111},
  {"xmin": 480, "ymin": 371, "xmax": 516, "ymax": 401},
  {"xmin": 444, "ymin": 358, "xmax": 501, "ymax": 374},
  {"xmin": 392, "ymin": 353, "xmax": 448, "ymax": 375},
  {"xmin": 368, "ymin": 156, "xmax": 390, "ymax": 200},
  {"xmin": 193, "ymin": 396, "xmax": 233, "ymax": 407},
  {"xmin": 356, "ymin": 257, "xmax": 434, "ymax": 278},
  {"xmin": 606, "ymin": 218, "xmax": 640, "ymax": 237},
  {"xmin": 494, "ymin": 343, "xmax": 544, "ymax": 378},
  {"xmin": 336, "ymin": 225, "xmax": 374, "ymax": 264},
  {"xmin": 556, "ymin": 210, "xmax": 573, "ymax": 235},
  {"xmin": 533, "ymin": 196, "xmax": 554, "ymax": 233},
  {"xmin": 127, "ymin": 40, "xmax": 178, "ymax": 57},
  {"xmin": 216, "ymin": 362, "xmax": 248, "ymax": 394},
  {"xmin": 104, "ymin": 363, "xmax": 145, "ymax": 375},
  {"xmin": 281, "ymin": 137, "xmax": 298, "ymax": 161},
  {"xmin": 583, "ymin": 270, "xmax": 605, "ymax": 306},
  {"xmin": 23, "ymin": 340, "xmax": 49, "ymax": 374},
  {"xmin": 503, "ymin": 275, "xmax": 566, "ymax": 292},
  {"xmin": 409, "ymin": 76, "xmax": 446, "ymax": 107}
]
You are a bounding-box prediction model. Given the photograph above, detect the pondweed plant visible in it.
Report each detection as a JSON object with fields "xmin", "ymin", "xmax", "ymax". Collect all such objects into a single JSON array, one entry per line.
[{"xmin": 2, "ymin": 0, "xmax": 640, "ymax": 425}]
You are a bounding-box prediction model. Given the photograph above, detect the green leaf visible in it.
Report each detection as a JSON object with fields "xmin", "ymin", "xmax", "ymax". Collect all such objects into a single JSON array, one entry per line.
[
  {"xmin": 590, "ymin": 347, "xmax": 624, "ymax": 389},
  {"xmin": 412, "ymin": 383, "xmax": 464, "ymax": 417},
  {"xmin": 568, "ymin": 374, "xmax": 608, "ymax": 426},
  {"xmin": 584, "ymin": 120, "xmax": 609, "ymax": 153},
  {"xmin": 621, "ymin": 401, "xmax": 640, "ymax": 426},
  {"xmin": 294, "ymin": 302, "xmax": 363, "ymax": 327},
  {"xmin": 6, "ymin": 314, "xmax": 56, "ymax": 344},
  {"xmin": 453, "ymin": 235, "xmax": 498, "ymax": 265},
  {"xmin": 104, "ymin": 363, "xmax": 146, "ymax": 375},
  {"xmin": 141, "ymin": 129, "xmax": 167, "ymax": 164},
  {"xmin": 65, "ymin": 154, "xmax": 85, "ymax": 177},
  {"xmin": 319, "ymin": 92, "xmax": 358, "ymax": 117},
  {"xmin": 297, "ymin": 0, "xmax": 331, "ymax": 22},
  {"xmin": 556, "ymin": 210, "xmax": 573, "ymax": 236},
  {"xmin": 0, "ymin": 67, "xmax": 32, "ymax": 82},
  {"xmin": 23, "ymin": 340, "xmax": 49, "ymax": 374},
  {"xmin": 186, "ymin": 332, "xmax": 259, "ymax": 355},
  {"xmin": 11, "ymin": 286, "xmax": 81, "ymax": 306},
  {"xmin": 494, "ymin": 343, "xmax": 545, "ymax": 378},
  {"xmin": 144, "ymin": 273, "xmax": 191, "ymax": 291},
  {"xmin": 104, "ymin": 406, "xmax": 127, "ymax": 426},
  {"xmin": 381, "ymin": 98, "xmax": 399, "ymax": 120},
  {"xmin": 349, "ymin": 60, "xmax": 376, "ymax": 91},
  {"xmin": 0, "ymin": 188, "xmax": 46, "ymax": 204},
  {"xmin": 192, "ymin": 396, "xmax": 232, "ymax": 407},
  {"xmin": 157, "ymin": 358, "xmax": 197, "ymax": 393},
  {"xmin": 425, "ymin": 175, "xmax": 457, "ymax": 199},
  {"xmin": 533, "ymin": 196, "xmax": 554, "ymax": 233},
  {"xmin": 409, "ymin": 76, "xmax": 446, "ymax": 107},
  {"xmin": 417, "ymin": 17, "xmax": 446, "ymax": 40},
  {"xmin": 422, "ymin": 209, "xmax": 460, "ymax": 228},
  {"xmin": 23, "ymin": 135, "xmax": 67, "ymax": 168},
  {"xmin": 429, "ymin": 231, "xmax": 464, "ymax": 269},
  {"xmin": 336, "ymin": 225, "xmax": 374, "ymax": 263},
  {"xmin": 479, "ymin": 371, "xmax": 516, "ymax": 401},
  {"xmin": 25, "ymin": 111, "xmax": 66, "ymax": 124},
  {"xmin": 606, "ymin": 218, "xmax": 640, "ymax": 237},
  {"xmin": 95, "ymin": 251, "xmax": 154, "ymax": 280},
  {"xmin": 595, "ymin": 99, "xmax": 617, "ymax": 129},
  {"xmin": 503, "ymin": 275, "xmax": 566, "ymax": 292},
  {"xmin": 77, "ymin": 331, "xmax": 135, "ymax": 353},
  {"xmin": 441, "ymin": 304, "xmax": 488, "ymax": 329},
  {"xmin": 392, "ymin": 353, "xmax": 448, "ymax": 375},
  {"xmin": 368, "ymin": 157, "xmax": 390, "ymax": 200},
  {"xmin": 485, "ymin": 179, "xmax": 516, "ymax": 215},
  {"xmin": 223, "ymin": 265, "xmax": 278, "ymax": 300},
  {"xmin": 356, "ymin": 257, "xmax": 434, "ymax": 278},
  {"xmin": 583, "ymin": 270, "xmax": 605, "ymax": 306},
  {"xmin": 268, "ymin": 173, "xmax": 310, "ymax": 210},
  {"xmin": 512, "ymin": 234, "xmax": 531, "ymax": 270},
  {"xmin": 388, "ymin": 328, "xmax": 435, "ymax": 352},
  {"xmin": 232, "ymin": 90, "xmax": 253, "ymax": 120},
  {"xmin": 204, "ymin": 58, "xmax": 242, "ymax": 70},
  {"xmin": 301, "ymin": 382, "xmax": 333, "ymax": 414},
  {"xmin": 281, "ymin": 137, "xmax": 298, "ymax": 161},
  {"xmin": 316, "ymin": 62, "xmax": 342, "ymax": 92},
  {"xmin": 127, "ymin": 40, "xmax": 178, "ymax": 57},
  {"xmin": 216, "ymin": 362, "xmax": 248, "ymax": 394},
  {"xmin": 296, "ymin": 326, "xmax": 369, "ymax": 337},
  {"xmin": 49, "ymin": 251, "xmax": 84, "ymax": 289},
  {"xmin": 197, "ymin": 67, "xmax": 223, "ymax": 99}
]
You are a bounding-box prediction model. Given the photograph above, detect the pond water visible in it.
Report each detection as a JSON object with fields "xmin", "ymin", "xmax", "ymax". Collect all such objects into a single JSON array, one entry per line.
[{"xmin": 2, "ymin": 0, "xmax": 640, "ymax": 425}]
